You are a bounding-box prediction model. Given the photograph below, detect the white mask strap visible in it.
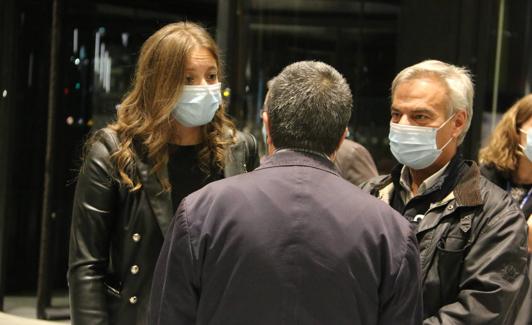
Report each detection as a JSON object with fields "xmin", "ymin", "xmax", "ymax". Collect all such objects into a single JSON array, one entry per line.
[
  {"xmin": 439, "ymin": 135, "xmax": 454, "ymax": 151},
  {"xmin": 437, "ymin": 113, "xmax": 456, "ymax": 131},
  {"xmin": 436, "ymin": 113, "xmax": 456, "ymax": 150}
]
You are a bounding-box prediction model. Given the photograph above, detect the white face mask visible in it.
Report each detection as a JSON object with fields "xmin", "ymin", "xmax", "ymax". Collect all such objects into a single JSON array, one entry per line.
[
  {"xmin": 519, "ymin": 128, "xmax": 532, "ymax": 161},
  {"xmin": 389, "ymin": 114, "xmax": 455, "ymax": 170},
  {"xmin": 172, "ymin": 83, "xmax": 222, "ymax": 127}
]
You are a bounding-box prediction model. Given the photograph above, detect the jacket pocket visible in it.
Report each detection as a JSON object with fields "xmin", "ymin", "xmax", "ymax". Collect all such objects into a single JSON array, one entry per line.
[
  {"xmin": 104, "ymin": 281, "xmax": 122, "ymax": 321},
  {"xmin": 436, "ymin": 236, "xmax": 469, "ymax": 305},
  {"xmin": 104, "ymin": 281, "xmax": 121, "ymax": 298}
]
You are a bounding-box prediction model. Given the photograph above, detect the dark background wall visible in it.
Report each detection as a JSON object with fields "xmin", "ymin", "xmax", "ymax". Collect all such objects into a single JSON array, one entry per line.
[
  {"xmin": 0, "ymin": 0, "xmax": 530, "ymax": 315},
  {"xmin": 0, "ymin": 0, "xmax": 52, "ymax": 296}
]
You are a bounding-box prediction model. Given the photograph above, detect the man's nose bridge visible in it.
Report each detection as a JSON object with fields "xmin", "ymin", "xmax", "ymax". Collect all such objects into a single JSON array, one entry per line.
[{"xmin": 398, "ymin": 114, "xmax": 410, "ymax": 125}]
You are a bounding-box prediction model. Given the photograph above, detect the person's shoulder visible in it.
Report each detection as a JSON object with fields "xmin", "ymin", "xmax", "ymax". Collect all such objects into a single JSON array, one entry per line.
[
  {"xmin": 336, "ymin": 176, "xmax": 411, "ymax": 229},
  {"xmin": 467, "ymin": 173, "xmax": 525, "ymax": 236},
  {"xmin": 478, "ymin": 174, "xmax": 519, "ymax": 212},
  {"xmin": 88, "ymin": 127, "xmax": 120, "ymax": 152},
  {"xmin": 479, "ymin": 163, "xmax": 507, "ymax": 189},
  {"xmin": 82, "ymin": 127, "xmax": 119, "ymax": 159},
  {"xmin": 339, "ymin": 138, "xmax": 370, "ymax": 153},
  {"xmin": 359, "ymin": 174, "xmax": 391, "ymax": 192}
]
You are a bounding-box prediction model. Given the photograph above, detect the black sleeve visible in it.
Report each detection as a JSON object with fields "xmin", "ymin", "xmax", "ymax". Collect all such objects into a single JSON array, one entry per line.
[{"xmin": 68, "ymin": 133, "xmax": 117, "ymax": 325}]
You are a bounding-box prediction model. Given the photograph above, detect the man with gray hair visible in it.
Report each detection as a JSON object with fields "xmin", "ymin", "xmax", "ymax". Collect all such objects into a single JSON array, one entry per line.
[
  {"xmin": 149, "ymin": 61, "xmax": 423, "ymax": 324},
  {"xmin": 362, "ymin": 59, "xmax": 529, "ymax": 324}
]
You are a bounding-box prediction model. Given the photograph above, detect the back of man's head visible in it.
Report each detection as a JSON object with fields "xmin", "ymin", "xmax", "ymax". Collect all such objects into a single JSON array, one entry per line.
[{"xmin": 266, "ymin": 61, "xmax": 352, "ymax": 155}]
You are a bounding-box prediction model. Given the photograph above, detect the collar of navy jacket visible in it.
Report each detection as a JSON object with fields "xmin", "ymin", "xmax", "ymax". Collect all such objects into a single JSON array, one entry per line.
[{"xmin": 256, "ymin": 148, "xmax": 341, "ymax": 178}]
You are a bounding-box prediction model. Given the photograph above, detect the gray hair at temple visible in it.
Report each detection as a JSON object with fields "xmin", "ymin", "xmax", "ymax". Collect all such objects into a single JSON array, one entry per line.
[
  {"xmin": 265, "ymin": 61, "xmax": 352, "ymax": 155},
  {"xmin": 391, "ymin": 59, "xmax": 474, "ymax": 144}
]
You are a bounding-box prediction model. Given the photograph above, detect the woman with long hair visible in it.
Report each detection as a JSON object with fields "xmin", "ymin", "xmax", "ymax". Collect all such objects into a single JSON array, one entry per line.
[
  {"xmin": 68, "ymin": 22, "xmax": 258, "ymax": 325},
  {"xmin": 479, "ymin": 93, "xmax": 532, "ymax": 324}
]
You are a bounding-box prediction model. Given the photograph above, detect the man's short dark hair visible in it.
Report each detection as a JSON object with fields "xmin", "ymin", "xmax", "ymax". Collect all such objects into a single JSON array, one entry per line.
[{"xmin": 266, "ymin": 61, "xmax": 352, "ymax": 155}]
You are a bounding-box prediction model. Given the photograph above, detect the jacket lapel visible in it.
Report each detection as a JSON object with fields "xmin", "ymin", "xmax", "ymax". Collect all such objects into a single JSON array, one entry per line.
[
  {"xmin": 224, "ymin": 138, "xmax": 247, "ymax": 177},
  {"xmin": 136, "ymin": 158, "xmax": 173, "ymax": 236}
]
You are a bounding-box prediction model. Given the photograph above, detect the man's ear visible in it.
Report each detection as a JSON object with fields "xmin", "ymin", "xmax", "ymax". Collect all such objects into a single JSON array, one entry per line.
[
  {"xmin": 331, "ymin": 128, "xmax": 348, "ymax": 160},
  {"xmin": 262, "ymin": 111, "xmax": 272, "ymax": 146},
  {"xmin": 262, "ymin": 111, "xmax": 276, "ymax": 155},
  {"xmin": 452, "ymin": 110, "xmax": 467, "ymax": 139}
]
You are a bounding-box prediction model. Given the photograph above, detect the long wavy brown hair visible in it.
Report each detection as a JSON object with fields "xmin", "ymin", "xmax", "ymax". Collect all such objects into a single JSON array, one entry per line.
[
  {"xmin": 479, "ymin": 94, "xmax": 532, "ymax": 173},
  {"xmin": 102, "ymin": 21, "xmax": 235, "ymax": 191}
]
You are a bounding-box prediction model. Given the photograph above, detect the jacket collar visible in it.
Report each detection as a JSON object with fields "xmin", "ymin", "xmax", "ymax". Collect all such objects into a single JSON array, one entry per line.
[
  {"xmin": 135, "ymin": 156, "xmax": 173, "ymax": 236},
  {"xmin": 452, "ymin": 160, "xmax": 483, "ymax": 207},
  {"xmin": 377, "ymin": 154, "xmax": 483, "ymax": 208},
  {"xmin": 256, "ymin": 149, "xmax": 341, "ymax": 177}
]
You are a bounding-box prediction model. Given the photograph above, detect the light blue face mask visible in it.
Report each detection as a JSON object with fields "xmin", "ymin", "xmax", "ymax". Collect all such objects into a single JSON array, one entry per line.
[
  {"xmin": 389, "ymin": 114, "xmax": 455, "ymax": 170},
  {"xmin": 519, "ymin": 128, "xmax": 532, "ymax": 161},
  {"xmin": 172, "ymin": 83, "xmax": 221, "ymax": 127}
]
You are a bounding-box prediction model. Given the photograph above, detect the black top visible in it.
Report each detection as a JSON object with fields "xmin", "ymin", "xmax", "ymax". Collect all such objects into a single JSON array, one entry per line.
[{"xmin": 167, "ymin": 144, "xmax": 223, "ymax": 212}]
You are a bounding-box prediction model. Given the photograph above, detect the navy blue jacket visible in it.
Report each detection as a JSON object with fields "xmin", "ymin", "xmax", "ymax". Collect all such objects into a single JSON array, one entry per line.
[{"xmin": 149, "ymin": 150, "xmax": 423, "ymax": 325}]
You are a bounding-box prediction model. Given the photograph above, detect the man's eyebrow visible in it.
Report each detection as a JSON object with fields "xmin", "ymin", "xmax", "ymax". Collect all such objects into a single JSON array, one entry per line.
[
  {"xmin": 410, "ymin": 108, "xmax": 434, "ymax": 115},
  {"xmin": 390, "ymin": 107, "xmax": 434, "ymax": 114}
]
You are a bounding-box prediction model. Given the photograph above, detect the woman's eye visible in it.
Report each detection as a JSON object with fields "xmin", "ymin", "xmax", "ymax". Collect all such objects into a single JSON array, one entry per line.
[
  {"xmin": 185, "ymin": 76, "xmax": 194, "ymax": 84},
  {"xmin": 207, "ymin": 73, "xmax": 217, "ymax": 80}
]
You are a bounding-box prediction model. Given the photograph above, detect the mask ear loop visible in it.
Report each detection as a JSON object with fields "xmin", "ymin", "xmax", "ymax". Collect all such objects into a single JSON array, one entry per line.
[
  {"xmin": 517, "ymin": 129, "xmax": 528, "ymax": 155},
  {"xmin": 437, "ymin": 112, "xmax": 457, "ymax": 130},
  {"xmin": 436, "ymin": 113, "xmax": 457, "ymax": 150},
  {"xmin": 438, "ymin": 134, "xmax": 454, "ymax": 151}
]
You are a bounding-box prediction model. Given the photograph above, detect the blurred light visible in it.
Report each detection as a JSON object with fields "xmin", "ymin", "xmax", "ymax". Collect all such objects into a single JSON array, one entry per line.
[
  {"xmin": 80, "ymin": 46, "xmax": 86, "ymax": 60},
  {"xmin": 87, "ymin": 119, "xmax": 94, "ymax": 127},
  {"xmin": 66, "ymin": 116, "xmax": 74, "ymax": 125},
  {"xmin": 94, "ymin": 31, "xmax": 100, "ymax": 73},
  {"xmin": 99, "ymin": 43, "xmax": 106, "ymax": 82},
  {"xmin": 2, "ymin": 90, "xmax": 6, "ymax": 98},
  {"xmin": 73, "ymin": 28, "xmax": 78, "ymax": 53},
  {"xmin": 223, "ymin": 88, "xmax": 231, "ymax": 98},
  {"xmin": 75, "ymin": 82, "xmax": 81, "ymax": 90},
  {"xmin": 64, "ymin": 88, "xmax": 69, "ymax": 95},
  {"xmin": 105, "ymin": 55, "xmax": 112, "ymax": 93},
  {"xmin": 121, "ymin": 33, "xmax": 129, "ymax": 47},
  {"xmin": 74, "ymin": 58, "xmax": 80, "ymax": 65},
  {"xmin": 77, "ymin": 118, "xmax": 84, "ymax": 125}
]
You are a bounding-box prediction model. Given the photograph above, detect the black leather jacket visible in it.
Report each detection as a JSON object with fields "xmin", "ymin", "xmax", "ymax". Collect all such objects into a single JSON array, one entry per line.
[
  {"xmin": 361, "ymin": 157, "xmax": 529, "ymax": 324},
  {"xmin": 68, "ymin": 127, "xmax": 258, "ymax": 325}
]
